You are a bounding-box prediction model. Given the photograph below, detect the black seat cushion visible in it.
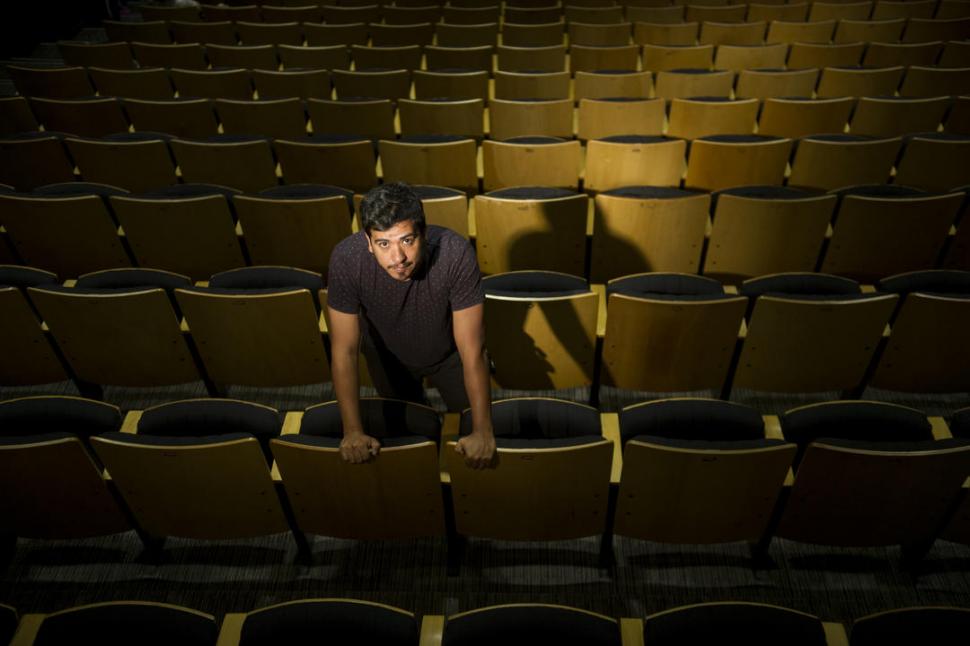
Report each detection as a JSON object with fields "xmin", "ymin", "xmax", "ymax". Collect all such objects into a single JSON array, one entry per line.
[
  {"xmin": 587, "ymin": 69, "xmax": 637, "ymax": 75},
  {"xmin": 298, "ymin": 133, "xmax": 372, "ymax": 144},
  {"xmin": 34, "ymin": 603, "xmax": 217, "ymax": 646},
  {"xmin": 240, "ymin": 600, "xmax": 418, "ymax": 646},
  {"xmin": 905, "ymin": 132, "xmax": 970, "ymax": 142},
  {"xmin": 803, "ymin": 133, "xmax": 880, "ymax": 143},
  {"xmin": 712, "ymin": 185, "xmax": 821, "ymax": 211},
  {"xmin": 0, "ymin": 131, "xmax": 67, "ymax": 141},
  {"xmin": 877, "ymin": 270, "xmax": 970, "ymax": 296},
  {"xmin": 99, "ymin": 431, "xmax": 252, "ymax": 447},
  {"xmin": 75, "ymin": 268, "xmax": 191, "ymax": 291},
  {"xmin": 399, "ymin": 134, "xmax": 473, "ymax": 144},
  {"xmin": 32, "ymin": 182, "xmax": 129, "ymax": 197},
  {"xmin": 850, "ymin": 608, "xmax": 970, "ymax": 646},
  {"xmin": 460, "ymin": 398, "xmax": 600, "ymax": 446},
  {"xmin": 717, "ymin": 185, "xmax": 819, "ymax": 200},
  {"xmin": 208, "ymin": 266, "xmax": 325, "ymax": 292},
  {"xmin": 0, "ymin": 265, "xmax": 58, "ymax": 288},
  {"xmin": 643, "ymin": 603, "xmax": 826, "ymax": 646},
  {"xmin": 411, "ymin": 185, "xmax": 465, "ymax": 200},
  {"xmin": 201, "ymin": 134, "xmax": 269, "ymax": 144},
  {"xmin": 259, "ymin": 183, "xmax": 353, "ymax": 200},
  {"xmin": 699, "ymin": 134, "xmax": 782, "ymax": 144},
  {"xmin": 619, "ymin": 398, "xmax": 764, "ymax": 446},
  {"xmin": 607, "ymin": 273, "xmax": 724, "ymax": 300},
  {"xmin": 483, "ymin": 271, "xmax": 589, "ymax": 297},
  {"xmin": 0, "ymin": 396, "xmax": 121, "ymax": 439},
  {"xmin": 836, "ymin": 184, "xmax": 925, "ymax": 198},
  {"xmin": 741, "ymin": 273, "xmax": 860, "ymax": 298},
  {"xmin": 442, "ymin": 605, "xmax": 620, "ymax": 646},
  {"xmin": 598, "ymin": 135, "xmax": 672, "ymax": 145},
  {"xmin": 600, "ymin": 186, "xmax": 698, "ymax": 199},
  {"xmin": 781, "ymin": 401, "xmax": 933, "ymax": 458},
  {"xmin": 138, "ymin": 399, "xmax": 282, "ymax": 463},
  {"xmin": 300, "ymin": 398, "xmax": 441, "ymax": 441},
  {"xmin": 486, "ymin": 186, "xmax": 576, "ymax": 200},
  {"xmin": 102, "ymin": 131, "xmax": 173, "ymax": 142},
  {"xmin": 503, "ymin": 136, "xmax": 566, "ymax": 145},
  {"xmin": 140, "ymin": 183, "xmax": 241, "ymax": 199},
  {"xmin": 258, "ymin": 183, "xmax": 355, "ymax": 211}
]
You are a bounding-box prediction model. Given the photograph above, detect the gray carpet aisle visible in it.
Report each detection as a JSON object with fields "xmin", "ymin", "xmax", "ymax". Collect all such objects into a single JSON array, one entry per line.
[{"xmin": 4, "ymin": 529, "xmax": 970, "ymax": 624}]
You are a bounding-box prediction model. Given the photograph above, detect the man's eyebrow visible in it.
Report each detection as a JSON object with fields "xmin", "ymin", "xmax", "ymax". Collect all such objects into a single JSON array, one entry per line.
[{"xmin": 373, "ymin": 231, "xmax": 417, "ymax": 241}]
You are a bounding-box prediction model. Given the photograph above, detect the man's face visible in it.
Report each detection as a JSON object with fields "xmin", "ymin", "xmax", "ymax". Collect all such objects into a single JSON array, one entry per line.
[{"xmin": 366, "ymin": 219, "xmax": 424, "ymax": 282}]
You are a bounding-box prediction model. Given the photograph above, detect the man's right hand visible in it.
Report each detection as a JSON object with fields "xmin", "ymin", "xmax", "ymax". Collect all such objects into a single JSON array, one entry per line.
[{"xmin": 340, "ymin": 431, "xmax": 381, "ymax": 463}]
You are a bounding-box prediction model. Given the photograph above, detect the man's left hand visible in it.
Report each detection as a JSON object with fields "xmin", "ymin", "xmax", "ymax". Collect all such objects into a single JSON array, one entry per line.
[{"xmin": 455, "ymin": 431, "xmax": 496, "ymax": 470}]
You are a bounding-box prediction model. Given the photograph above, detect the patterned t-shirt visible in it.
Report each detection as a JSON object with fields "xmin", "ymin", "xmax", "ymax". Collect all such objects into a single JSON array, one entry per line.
[{"xmin": 327, "ymin": 225, "xmax": 485, "ymax": 369}]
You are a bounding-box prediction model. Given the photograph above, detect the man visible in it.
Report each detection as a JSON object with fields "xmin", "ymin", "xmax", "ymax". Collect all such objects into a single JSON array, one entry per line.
[{"xmin": 327, "ymin": 182, "xmax": 495, "ymax": 468}]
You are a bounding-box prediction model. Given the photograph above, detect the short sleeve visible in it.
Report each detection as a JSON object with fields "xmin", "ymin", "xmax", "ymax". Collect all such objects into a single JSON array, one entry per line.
[
  {"xmin": 326, "ymin": 237, "xmax": 361, "ymax": 314},
  {"xmin": 449, "ymin": 236, "xmax": 485, "ymax": 312}
]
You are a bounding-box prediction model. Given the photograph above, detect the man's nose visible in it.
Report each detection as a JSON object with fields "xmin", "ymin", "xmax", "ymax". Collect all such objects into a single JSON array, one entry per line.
[{"xmin": 391, "ymin": 245, "xmax": 405, "ymax": 263}]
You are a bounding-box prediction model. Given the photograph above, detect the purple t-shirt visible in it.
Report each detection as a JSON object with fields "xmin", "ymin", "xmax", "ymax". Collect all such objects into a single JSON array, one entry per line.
[{"xmin": 327, "ymin": 225, "xmax": 485, "ymax": 369}]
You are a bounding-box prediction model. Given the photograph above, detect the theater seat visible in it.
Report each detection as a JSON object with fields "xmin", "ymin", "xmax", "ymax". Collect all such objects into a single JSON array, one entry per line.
[
  {"xmin": 473, "ymin": 187, "xmax": 588, "ymax": 275},
  {"xmin": 869, "ymin": 269, "xmax": 970, "ymax": 392},
  {"xmin": 436, "ymin": 604, "xmax": 622, "ymax": 646},
  {"xmin": 90, "ymin": 399, "xmax": 301, "ymax": 555},
  {"xmin": 445, "ymin": 398, "xmax": 612, "ymax": 542},
  {"xmin": 175, "ymin": 273, "xmax": 331, "ymax": 389},
  {"xmin": 217, "ymin": 599, "xmax": 419, "ymax": 646},
  {"xmin": 234, "ymin": 185, "xmax": 354, "ymax": 277},
  {"xmin": 772, "ymin": 401, "xmax": 970, "ymax": 564},
  {"xmin": 11, "ymin": 601, "xmax": 217, "ymax": 646},
  {"xmin": 482, "ymin": 271, "xmax": 598, "ymax": 389},
  {"xmin": 731, "ymin": 273, "xmax": 897, "ymax": 394},
  {"xmin": 600, "ymin": 273, "xmax": 746, "ymax": 393},
  {"xmin": 642, "ymin": 602, "xmax": 838, "ymax": 646},
  {"xmin": 271, "ymin": 398, "xmax": 445, "ymax": 540},
  {"xmin": 0, "ymin": 396, "xmax": 131, "ymax": 543},
  {"xmin": 590, "ymin": 186, "xmax": 707, "ymax": 281},
  {"xmin": 614, "ymin": 398, "xmax": 796, "ymax": 549},
  {"xmin": 109, "ymin": 184, "xmax": 245, "ymax": 281},
  {"xmin": 849, "ymin": 606, "xmax": 970, "ymax": 646}
]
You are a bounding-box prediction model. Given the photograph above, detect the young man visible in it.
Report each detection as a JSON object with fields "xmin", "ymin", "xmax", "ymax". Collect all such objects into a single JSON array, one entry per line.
[{"xmin": 327, "ymin": 183, "xmax": 495, "ymax": 468}]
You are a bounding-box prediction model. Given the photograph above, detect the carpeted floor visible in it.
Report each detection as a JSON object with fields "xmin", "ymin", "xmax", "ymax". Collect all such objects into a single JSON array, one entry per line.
[{"xmin": 5, "ymin": 525, "xmax": 970, "ymax": 625}]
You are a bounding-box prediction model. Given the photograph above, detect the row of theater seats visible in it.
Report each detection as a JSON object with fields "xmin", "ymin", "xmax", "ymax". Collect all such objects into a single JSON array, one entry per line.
[
  {"xmin": 1, "ymin": 179, "xmax": 967, "ymax": 279},
  {"xmin": 3, "ymin": 262, "xmax": 969, "ymax": 395},
  {"xmin": 2, "ymin": 127, "xmax": 968, "ymax": 196},
  {"xmin": 68, "ymin": 15, "xmax": 970, "ymax": 51},
  {"xmin": 120, "ymin": 0, "xmax": 970, "ymax": 33},
  {"xmin": 35, "ymin": 38, "xmax": 970, "ymax": 76},
  {"xmin": 6, "ymin": 599, "xmax": 970, "ymax": 646},
  {"xmin": 119, "ymin": 0, "xmax": 970, "ymax": 26},
  {"xmin": 12, "ymin": 58, "xmax": 970, "ymax": 104},
  {"xmin": 3, "ymin": 395, "xmax": 970, "ymax": 569}
]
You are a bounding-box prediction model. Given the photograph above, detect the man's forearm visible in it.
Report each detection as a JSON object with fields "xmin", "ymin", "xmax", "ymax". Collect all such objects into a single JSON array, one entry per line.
[
  {"xmin": 463, "ymin": 346, "xmax": 493, "ymax": 436},
  {"xmin": 332, "ymin": 348, "xmax": 364, "ymax": 436}
]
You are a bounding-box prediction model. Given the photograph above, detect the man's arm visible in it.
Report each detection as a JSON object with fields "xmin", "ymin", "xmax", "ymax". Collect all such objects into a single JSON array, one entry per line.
[
  {"xmin": 328, "ymin": 306, "xmax": 381, "ymax": 463},
  {"xmin": 452, "ymin": 303, "xmax": 495, "ymax": 469}
]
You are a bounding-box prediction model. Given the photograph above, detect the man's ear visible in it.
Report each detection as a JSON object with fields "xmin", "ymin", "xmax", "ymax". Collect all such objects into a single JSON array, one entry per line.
[{"xmin": 364, "ymin": 230, "xmax": 373, "ymax": 255}]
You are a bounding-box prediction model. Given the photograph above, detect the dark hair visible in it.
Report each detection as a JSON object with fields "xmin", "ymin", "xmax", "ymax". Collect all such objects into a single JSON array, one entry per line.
[{"xmin": 360, "ymin": 182, "xmax": 426, "ymax": 234}]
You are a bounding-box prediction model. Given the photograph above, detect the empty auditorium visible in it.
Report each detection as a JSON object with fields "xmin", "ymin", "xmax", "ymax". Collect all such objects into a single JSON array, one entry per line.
[{"xmin": 1, "ymin": 0, "xmax": 970, "ymax": 643}]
